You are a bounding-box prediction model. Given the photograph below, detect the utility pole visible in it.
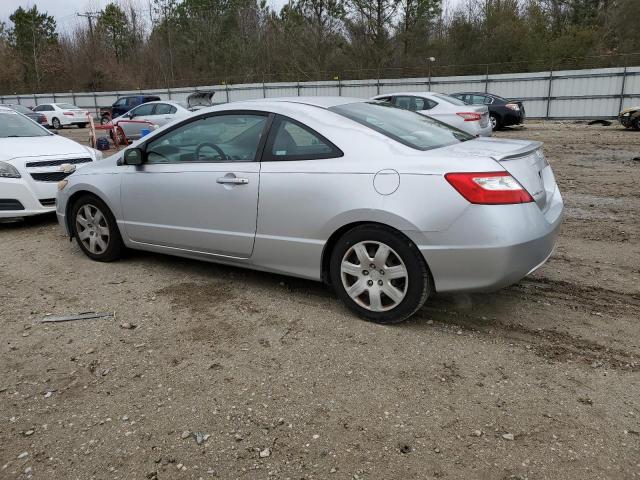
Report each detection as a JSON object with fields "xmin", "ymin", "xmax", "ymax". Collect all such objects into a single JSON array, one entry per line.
[{"xmin": 77, "ymin": 11, "xmax": 100, "ymax": 37}]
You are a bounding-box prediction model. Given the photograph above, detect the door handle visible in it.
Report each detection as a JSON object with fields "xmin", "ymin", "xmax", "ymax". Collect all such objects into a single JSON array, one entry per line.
[{"xmin": 217, "ymin": 176, "xmax": 249, "ymax": 185}]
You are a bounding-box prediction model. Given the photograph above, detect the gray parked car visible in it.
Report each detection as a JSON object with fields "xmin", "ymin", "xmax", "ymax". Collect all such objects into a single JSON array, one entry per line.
[{"xmin": 56, "ymin": 97, "xmax": 563, "ymax": 323}]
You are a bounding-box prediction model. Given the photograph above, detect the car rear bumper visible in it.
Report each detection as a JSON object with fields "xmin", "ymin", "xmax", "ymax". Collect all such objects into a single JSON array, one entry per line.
[
  {"xmin": 0, "ymin": 180, "xmax": 57, "ymax": 218},
  {"xmin": 409, "ymin": 187, "xmax": 563, "ymax": 293}
]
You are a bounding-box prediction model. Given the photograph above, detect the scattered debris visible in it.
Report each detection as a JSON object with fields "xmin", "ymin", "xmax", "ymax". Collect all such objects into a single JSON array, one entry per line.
[
  {"xmin": 578, "ymin": 397, "xmax": 594, "ymax": 405},
  {"xmin": 259, "ymin": 447, "xmax": 271, "ymax": 458},
  {"xmin": 181, "ymin": 430, "xmax": 191, "ymax": 439},
  {"xmin": 472, "ymin": 430, "xmax": 482, "ymax": 437},
  {"xmin": 195, "ymin": 432, "xmax": 205, "ymax": 445},
  {"xmin": 17, "ymin": 452, "xmax": 28, "ymax": 459},
  {"xmin": 39, "ymin": 311, "xmax": 114, "ymax": 323},
  {"xmin": 24, "ymin": 430, "xmax": 34, "ymax": 436},
  {"xmin": 120, "ymin": 322, "xmax": 136, "ymax": 330},
  {"xmin": 502, "ymin": 433, "xmax": 515, "ymax": 441}
]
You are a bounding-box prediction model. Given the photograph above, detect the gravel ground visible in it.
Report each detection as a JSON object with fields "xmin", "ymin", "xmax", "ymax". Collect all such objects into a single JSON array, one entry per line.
[{"xmin": 1, "ymin": 122, "xmax": 639, "ymax": 479}]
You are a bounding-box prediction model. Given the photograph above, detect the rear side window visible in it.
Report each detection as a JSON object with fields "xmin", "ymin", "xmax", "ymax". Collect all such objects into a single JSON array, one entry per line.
[
  {"xmin": 433, "ymin": 93, "xmax": 467, "ymax": 106},
  {"xmin": 131, "ymin": 104, "xmax": 155, "ymax": 116},
  {"xmin": 154, "ymin": 103, "xmax": 175, "ymax": 115},
  {"xmin": 263, "ymin": 116, "xmax": 342, "ymax": 161}
]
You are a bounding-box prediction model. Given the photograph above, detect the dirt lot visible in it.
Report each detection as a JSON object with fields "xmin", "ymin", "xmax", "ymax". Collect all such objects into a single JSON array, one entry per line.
[{"xmin": 1, "ymin": 122, "xmax": 639, "ymax": 480}]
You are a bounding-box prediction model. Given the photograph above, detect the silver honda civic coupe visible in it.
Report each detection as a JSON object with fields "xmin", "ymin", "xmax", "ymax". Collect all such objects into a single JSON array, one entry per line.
[{"xmin": 56, "ymin": 97, "xmax": 563, "ymax": 323}]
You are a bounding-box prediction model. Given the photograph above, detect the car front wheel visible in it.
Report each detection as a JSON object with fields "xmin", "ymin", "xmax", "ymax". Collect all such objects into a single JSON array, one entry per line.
[
  {"xmin": 330, "ymin": 225, "xmax": 432, "ymax": 324},
  {"xmin": 71, "ymin": 195, "xmax": 123, "ymax": 262},
  {"xmin": 52, "ymin": 117, "xmax": 61, "ymax": 129}
]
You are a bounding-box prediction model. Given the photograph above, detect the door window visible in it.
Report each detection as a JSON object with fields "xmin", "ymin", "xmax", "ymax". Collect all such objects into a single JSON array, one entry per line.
[
  {"xmin": 265, "ymin": 116, "xmax": 342, "ymax": 161},
  {"xmin": 470, "ymin": 95, "xmax": 487, "ymax": 105},
  {"xmin": 145, "ymin": 113, "xmax": 268, "ymax": 164},
  {"xmin": 154, "ymin": 103, "xmax": 176, "ymax": 115},
  {"xmin": 393, "ymin": 96, "xmax": 414, "ymax": 111},
  {"xmin": 114, "ymin": 98, "xmax": 127, "ymax": 107},
  {"xmin": 414, "ymin": 97, "xmax": 437, "ymax": 110},
  {"xmin": 130, "ymin": 104, "xmax": 155, "ymax": 117}
]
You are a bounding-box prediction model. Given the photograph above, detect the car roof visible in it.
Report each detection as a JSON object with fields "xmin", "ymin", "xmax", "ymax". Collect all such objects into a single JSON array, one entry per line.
[
  {"xmin": 0, "ymin": 105, "xmax": 17, "ymax": 112},
  {"xmin": 372, "ymin": 92, "xmax": 451, "ymax": 99}
]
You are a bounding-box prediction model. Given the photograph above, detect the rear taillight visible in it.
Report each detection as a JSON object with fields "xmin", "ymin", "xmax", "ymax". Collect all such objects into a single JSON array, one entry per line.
[
  {"xmin": 456, "ymin": 112, "xmax": 482, "ymax": 122},
  {"xmin": 63, "ymin": 111, "xmax": 74, "ymax": 116},
  {"xmin": 445, "ymin": 172, "xmax": 533, "ymax": 205},
  {"xmin": 505, "ymin": 103, "xmax": 520, "ymax": 111},
  {"xmin": 38, "ymin": 115, "xmax": 46, "ymax": 123}
]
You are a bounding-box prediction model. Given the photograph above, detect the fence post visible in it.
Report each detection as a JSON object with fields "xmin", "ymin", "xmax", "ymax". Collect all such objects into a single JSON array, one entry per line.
[
  {"xmin": 376, "ymin": 71, "xmax": 381, "ymax": 95},
  {"xmin": 297, "ymin": 79, "xmax": 301, "ymax": 97},
  {"xmin": 167, "ymin": 88, "xmax": 172, "ymax": 100},
  {"xmin": 546, "ymin": 63, "xmax": 554, "ymax": 120},
  {"xmin": 618, "ymin": 65, "xmax": 628, "ymax": 114},
  {"xmin": 71, "ymin": 90, "xmax": 76, "ymax": 106},
  {"xmin": 93, "ymin": 92, "xmax": 99, "ymax": 121},
  {"xmin": 262, "ymin": 75, "xmax": 266, "ymax": 99},
  {"xmin": 338, "ymin": 77, "xmax": 342, "ymax": 97},
  {"xmin": 484, "ymin": 65, "xmax": 489, "ymax": 93},
  {"xmin": 225, "ymin": 82, "xmax": 230, "ymax": 103}
]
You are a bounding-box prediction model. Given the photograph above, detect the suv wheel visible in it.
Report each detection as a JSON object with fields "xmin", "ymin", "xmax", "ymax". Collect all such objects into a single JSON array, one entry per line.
[{"xmin": 330, "ymin": 225, "xmax": 432, "ymax": 324}]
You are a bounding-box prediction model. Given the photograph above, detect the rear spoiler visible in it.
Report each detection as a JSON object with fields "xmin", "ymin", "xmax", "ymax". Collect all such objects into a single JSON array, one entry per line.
[{"xmin": 491, "ymin": 141, "xmax": 542, "ymax": 162}]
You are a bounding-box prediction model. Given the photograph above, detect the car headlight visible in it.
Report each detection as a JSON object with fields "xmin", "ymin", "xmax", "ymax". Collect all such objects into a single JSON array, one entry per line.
[
  {"xmin": 0, "ymin": 161, "xmax": 21, "ymax": 178},
  {"xmin": 621, "ymin": 112, "xmax": 630, "ymax": 117}
]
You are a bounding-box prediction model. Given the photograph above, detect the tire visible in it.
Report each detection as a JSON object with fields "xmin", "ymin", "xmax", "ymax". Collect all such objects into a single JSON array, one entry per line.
[
  {"xmin": 77, "ymin": 123, "xmax": 87, "ymax": 129},
  {"xmin": 100, "ymin": 116, "xmax": 110, "ymax": 125},
  {"xmin": 490, "ymin": 114, "xmax": 501, "ymax": 130},
  {"xmin": 329, "ymin": 224, "xmax": 433, "ymax": 324},
  {"xmin": 632, "ymin": 117, "xmax": 640, "ymax": 131},
  {"xmin": 70, "ymin": 194, "xmax": 123, "ymax": 262},
  {"xmin": 52, "ymin": 117, "xmax": 62, "ymax": 130}
]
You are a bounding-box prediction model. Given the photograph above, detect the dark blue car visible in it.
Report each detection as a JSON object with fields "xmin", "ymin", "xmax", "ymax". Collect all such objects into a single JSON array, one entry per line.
[{"xmin": 100, "ymin": 95, "xmax": 161, "ymax": 124}]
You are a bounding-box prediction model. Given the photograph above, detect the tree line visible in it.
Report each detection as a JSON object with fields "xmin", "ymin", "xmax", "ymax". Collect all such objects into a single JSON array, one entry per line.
[{"xmin": 0, "ymin": 0, "xmax": 638, "ymax": 94}]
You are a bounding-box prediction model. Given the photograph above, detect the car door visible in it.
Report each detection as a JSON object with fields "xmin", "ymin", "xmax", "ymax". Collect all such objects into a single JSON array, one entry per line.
[
  {"xmin": 120, "ymin": 103, "xmax": 156, "ymax": 139},
  {"xmin": 120, "ymin": 111, "xmax": 270, "ymax": 258},
  {"xmin": 145, "ymin": 103, "xmax": 178, "ymax": 128}
]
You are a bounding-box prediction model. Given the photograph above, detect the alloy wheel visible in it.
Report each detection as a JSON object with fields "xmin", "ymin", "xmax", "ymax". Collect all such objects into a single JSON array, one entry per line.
[
  {"xmin": 340, "ymin": 241, "xmax": 408, "ymax": 312},
  {"xmin": 490, "ymin": 115, "xmax": 498, "ymax": 130},
  {"xmin": 75, "ymin": 204, "xmax": 110, "ymax": 254}
]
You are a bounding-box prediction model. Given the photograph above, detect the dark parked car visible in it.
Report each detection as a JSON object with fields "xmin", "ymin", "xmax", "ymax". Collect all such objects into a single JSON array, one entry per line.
[
  {"xmin": 450, "ymin": 92, "xmax": 525, "ymax": 130},
  {"xmin": 1, "ymin": 104, "xmax": 47, "ymax": 125},
  {"xmin": 100, "ymin": 95, "xmax": 161, "ymax": 124}
]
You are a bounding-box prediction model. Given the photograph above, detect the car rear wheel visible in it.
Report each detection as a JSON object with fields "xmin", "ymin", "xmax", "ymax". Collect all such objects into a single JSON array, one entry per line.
[
  {"xmin": 329, "ymin": 225, "xmax": 432, "ymax": 324},
  {"xmin": 71, "ymin": 195, "xmax": 123, "ymax": 262},
  {"xmin": 100, "ymin": 116, "xmax": 110, "ymax": 125},
  {"xmin": 632, "ymin": 117, "xmax": 640, "ymax": 131},
  {"xmin": 77, "ymin": 123, "xmax": 87, "ymax": 129},
  {"xmin": 490, "ymin": 114, "xmax": 501, "ymax": 130},
  {"xmin": 52, "ymin": 117, "xmax": 61, "ymax": 130}
]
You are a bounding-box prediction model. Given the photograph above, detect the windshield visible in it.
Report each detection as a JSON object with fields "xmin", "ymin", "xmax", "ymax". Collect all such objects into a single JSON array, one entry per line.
[
  {"xmin": 5, "ymin": 105, "xmax": 33, "ymax": 114},
  {"xmin": 0, "ymin": 112, "xmax": 50, "ymax": 138},
  {"xmin": 432, "ymin": 93, "xmax": 467, "ymax": 106},
  {"xmin": 329, "ymin": 102, "xmax": 473, "ymax": 150},
  {"xmin": 56, "ymin": 103, "xmax": 79, "ymax": 110}
]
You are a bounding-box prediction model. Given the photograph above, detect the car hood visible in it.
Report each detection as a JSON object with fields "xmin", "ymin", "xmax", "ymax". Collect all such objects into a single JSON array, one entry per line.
[
  {"xmin": 620, "ymin": 106, "xmax": 639, "ymax": 115},
  {"xmin": 0, "ymin": 135, "xmax": 92, "ymax": 163}
]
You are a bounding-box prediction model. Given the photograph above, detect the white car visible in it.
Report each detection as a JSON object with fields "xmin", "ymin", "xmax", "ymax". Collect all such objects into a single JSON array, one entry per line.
[
  {"xmin": 111, "ymin": 101, "xmax": 191, "ymax": 141},
  {"xmin": 33, "ymin": 103, "xmax": 90, "ymax": 130},
  {"xmin": 371, "ymin": 92, "xmax": 492, "ymax": 137},
  {"xmin": 0, "ymin": 106, "xmax": 101, "ymax": 219}
]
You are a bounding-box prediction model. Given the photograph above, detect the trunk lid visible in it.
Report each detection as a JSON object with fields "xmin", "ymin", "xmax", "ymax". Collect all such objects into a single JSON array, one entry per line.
[
  {"xmin": 441, "ymin": 138, "xmax": 555, "ymax": 211},
  {"xmin": 467, "ymin": 105, "xmax": 489, "ymax": 127},
  {"xmin": 187, "ymin": 91, "xmax": 215, "ymax": 111}
]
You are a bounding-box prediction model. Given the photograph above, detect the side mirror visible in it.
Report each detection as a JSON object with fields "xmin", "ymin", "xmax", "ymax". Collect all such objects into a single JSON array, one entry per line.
[{"xmin": 123, "ymin": 148, "xmax": 144, "ymax": 165}]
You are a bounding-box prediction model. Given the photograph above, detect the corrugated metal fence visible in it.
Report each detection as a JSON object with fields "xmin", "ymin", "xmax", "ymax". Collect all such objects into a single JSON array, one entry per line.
[{"xmin": 1, "ymin": 66, "xmax": 638, "ymax": 120}]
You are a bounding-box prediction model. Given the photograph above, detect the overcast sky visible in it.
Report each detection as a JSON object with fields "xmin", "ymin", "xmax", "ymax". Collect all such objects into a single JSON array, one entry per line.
[{"xmin": 1, "ymin": 0, "xmax": 461, "ymax": 33}]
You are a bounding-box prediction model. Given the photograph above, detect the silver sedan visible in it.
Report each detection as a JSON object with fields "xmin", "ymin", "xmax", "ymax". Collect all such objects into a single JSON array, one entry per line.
[{"xmin": 56, "ymin": 97, "xmax": 563, "ymax": 323}]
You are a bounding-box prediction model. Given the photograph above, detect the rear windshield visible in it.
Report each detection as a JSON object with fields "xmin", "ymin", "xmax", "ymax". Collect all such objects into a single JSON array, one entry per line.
[
  {"xmin": 329, "ymin": 102, "xmax": 473, "ymax": 150},
  {"xmin": 0, "ymin": 111, "xmax": 50, "ymax": 137},
  {"xmin": 432, "ymin": 93, "xmax": 467, "ymax": 106},
  {"xmin": 56, "ymin": 103, "xmax": 79, "ymax": 110}
]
